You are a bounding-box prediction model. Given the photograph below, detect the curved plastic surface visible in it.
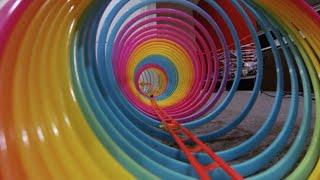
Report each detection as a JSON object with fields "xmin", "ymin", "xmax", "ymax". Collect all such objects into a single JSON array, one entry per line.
[{"xmin": 0, "ymin": 0, "xmax": 319, "ymax": 179}]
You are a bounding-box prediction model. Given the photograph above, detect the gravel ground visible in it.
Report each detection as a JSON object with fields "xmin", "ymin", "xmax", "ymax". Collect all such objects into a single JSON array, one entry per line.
[{"xmin": 157, "ymin": 91, "xmax": 316, "ymax": 173}]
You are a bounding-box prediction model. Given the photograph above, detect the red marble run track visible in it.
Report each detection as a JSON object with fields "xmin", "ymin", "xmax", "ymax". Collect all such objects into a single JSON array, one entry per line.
[{"xmin": 150, "ymin": 96, "xmax": 243, "ymax": 180}]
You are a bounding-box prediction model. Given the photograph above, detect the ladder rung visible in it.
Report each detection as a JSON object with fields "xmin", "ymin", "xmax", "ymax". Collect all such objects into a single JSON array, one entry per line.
[
  {"xmin": 188, "ymin": 145, "xmax": 203, "ymax": 153},
  {"xmin": 204, "ymin": 162, "xmax": 219, "ymax": 171}
]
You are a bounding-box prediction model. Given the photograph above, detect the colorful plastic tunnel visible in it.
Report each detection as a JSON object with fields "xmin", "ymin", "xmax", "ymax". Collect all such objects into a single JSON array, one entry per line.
[{"xmin": 0, "ymin": 0, "xmax": 319, "ymax": 179}]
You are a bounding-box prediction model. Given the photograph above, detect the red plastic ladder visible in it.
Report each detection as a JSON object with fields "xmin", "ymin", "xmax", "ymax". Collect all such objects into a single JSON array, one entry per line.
[{"xmin": 150, "ymin": 97, "xmax": 243, "ymax": 180}]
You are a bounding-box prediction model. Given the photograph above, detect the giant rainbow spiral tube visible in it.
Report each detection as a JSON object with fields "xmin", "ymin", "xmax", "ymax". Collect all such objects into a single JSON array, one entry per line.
[{"xmin": 0, "ymin": 0, "xmax": 319, "ymax": 179}]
